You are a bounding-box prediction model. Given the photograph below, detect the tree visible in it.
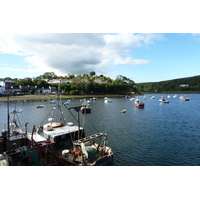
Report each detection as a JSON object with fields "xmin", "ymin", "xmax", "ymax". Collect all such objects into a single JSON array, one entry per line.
[
  {"xmin": 41, "ymin": 72, "xmax": 57, "ymax": 79},
  {"xmin": 89, "ymin": 71, "xmax": 96, "ymax": 77}
]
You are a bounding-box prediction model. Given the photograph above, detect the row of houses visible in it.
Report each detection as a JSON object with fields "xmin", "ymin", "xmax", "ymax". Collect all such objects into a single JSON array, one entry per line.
[
  {"xmin": 46, "ymin": 78, "xmax": 108, "ymax": 84},
  {"xmin": 0, "ymin": 80, "xmax": 57, "ymax": 95}
]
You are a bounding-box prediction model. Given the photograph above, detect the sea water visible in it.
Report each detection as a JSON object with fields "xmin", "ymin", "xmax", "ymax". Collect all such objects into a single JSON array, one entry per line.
[{"xmin": 1, "ymin": 94, "xmax": 200, "ymax": 166}]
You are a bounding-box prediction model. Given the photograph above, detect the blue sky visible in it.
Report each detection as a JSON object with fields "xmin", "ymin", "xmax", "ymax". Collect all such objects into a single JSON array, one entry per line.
[{"xmin": 0, "ymin": 33, "xmax": 200, "ymax": 83}]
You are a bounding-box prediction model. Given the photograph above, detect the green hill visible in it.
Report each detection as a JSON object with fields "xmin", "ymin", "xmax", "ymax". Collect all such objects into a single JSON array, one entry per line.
[{"xmin": 136, "ymin": 75, "xmax": 200, "ymax": 93}]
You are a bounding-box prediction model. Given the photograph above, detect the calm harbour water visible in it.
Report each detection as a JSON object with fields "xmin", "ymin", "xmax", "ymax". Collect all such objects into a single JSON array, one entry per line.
[{"xmin": 1, "ymin": 94, "xmax": 200, "ymax": 166}]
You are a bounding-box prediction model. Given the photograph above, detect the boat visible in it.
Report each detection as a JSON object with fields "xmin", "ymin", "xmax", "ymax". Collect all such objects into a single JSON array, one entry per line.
[
  {"xmin": 64, "ymin": 100, "xmax": 71, "ymax": 105},
  {"xmin": 135, "ymin": 102, "xmax": 145, "ymax": 108},
  {"xmin": 104, "ymin": 97, "xmax": 112, "ymax": 103},
  {"xmin": 60, "ymin": 132, "xmax": 114, "ymax": 166},
  {"xmin": 37, "ymin": 105, "xmax": 44, "ymax": 108},
  {"xmin": 179, "ymin": 96, "xmax": 190, "ymax": 101},
  {"xmin": 50, "ymin": 100, "xmax": 57, "ymax": 104},
  {"xmin": 37, "ymin": 105, "xmax": 85, "ymax": 144},
  {"xmin": 0, "ymin": 126, "xmax": 59, "ymax": 166},
  {"xmin": 159, "ymin": 96, "xmax": 169, "ymax": 103},
  {"xmin": 120, "ymin": 109, "xmax": 127, "ymax": 113},
  {"xmin": 81, "ymin": 104, "xmax": 91, "ymax": 114},
  {"xmin": 0, "ymin": 100, "xmax": 60, "ymax": 166},
  {"xmin": 36, "ymin": 104, "xmax": 114, "ymax": 166},
  {"xmin": 135, "ymin": 98, "xmax": 145, "ymax": 108},
  {"xmin": 150, "ymin": 96, "xmax": 155, "ymax": 99}
]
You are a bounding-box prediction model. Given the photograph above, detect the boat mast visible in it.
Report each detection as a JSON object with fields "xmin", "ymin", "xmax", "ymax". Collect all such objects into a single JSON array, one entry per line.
[{"xmin": 7, "ymin": 89, "xmax": 10, "ymax": 138}]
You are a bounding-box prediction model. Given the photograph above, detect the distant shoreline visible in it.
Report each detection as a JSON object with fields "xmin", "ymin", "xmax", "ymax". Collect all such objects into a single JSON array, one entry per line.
[
  {"xmin": 0, "ymin": 94, "xmax": 127, "ymax": 102},
  {"xmin": 0, "ymin": 92, "xmax": 198, "ymax": 102}
]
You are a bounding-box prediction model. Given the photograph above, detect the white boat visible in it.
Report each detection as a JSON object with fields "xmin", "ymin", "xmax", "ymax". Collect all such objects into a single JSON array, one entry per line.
[
  {"xmin": 179, "ymin": 96, "xmax": 190, "ymax": 101},
  {"xmin": 120, "ymin": 109, "xmax": 127, "ymax": 113},
  {"xmin": 37, "ymin": 105, "xmax": 44, "ymax": 108},
  {"xmin": 135, "ymin": 98, "xmax": 140, "ymax": 104},
  {"xmin": 159, "ymin": 96, "xmax": 169, "ymax": 103},
  {"xmin": 104, "ymin": 97, "xmax": 112, "ymax": 103},
  {"xmin": 129, "ymin": 97, "xmax": 135, "ymax": 101}
]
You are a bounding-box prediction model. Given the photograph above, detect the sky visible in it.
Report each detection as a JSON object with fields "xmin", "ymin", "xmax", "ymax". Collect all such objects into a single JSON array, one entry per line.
[
  {"xmin": 0, "ymin": 1, "xmax": 200, "ymax": 84},
  {"xmin": 0, "ymin": 33, "xmax": 200, "ymax": 83}
]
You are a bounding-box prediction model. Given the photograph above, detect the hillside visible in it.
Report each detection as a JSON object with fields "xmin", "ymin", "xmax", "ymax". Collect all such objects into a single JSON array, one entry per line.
[{"xmin": 136, "ymin": 75, "xmax": 200, "ymax": 93}]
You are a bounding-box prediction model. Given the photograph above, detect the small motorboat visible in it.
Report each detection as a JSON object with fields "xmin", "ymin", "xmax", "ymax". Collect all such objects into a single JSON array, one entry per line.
[
  {"xmin": 104, "ymin": 97, "xmax": 112, "ymax": 103},
  {"xmin": 50, "ymin": 100, "xmax": 57, "ymax": 104},
  {"xmin": 81, "ymin": 104, "xmax": 91, "ymax": 114},
  {"xmin": 179, "ymin": 96, "xmax": 190, "ymax": 101},
  {"xmin": 159, "ymin": 96, "xmax": 169, "ymax": 103},
  {"xmin": 37, "ymin": 105, "xmax": 44, "ymax": 108},
  {"xmin": 120, "ymin": 109, "xmax": 127, "ymax": 113},
  {"xmin": 64, "ymin": 100, "xmax": 71, "ymax": 105},
  {"xmin": 135, "ymin": 99, "xmax": 145, "ymax": 108},
  {"xmin": 135, "ymin": 102, "xmax": 145, "ymax": 108}
]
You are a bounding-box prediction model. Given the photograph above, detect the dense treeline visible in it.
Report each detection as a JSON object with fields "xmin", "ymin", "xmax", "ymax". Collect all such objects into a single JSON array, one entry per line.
[
  {"xmin": 51, "ymin": 81, "xmax": 136, "ymax": 95},
  {"xmin": 136, "ymin": 75, "xmax": 200, "ymax": 92}
]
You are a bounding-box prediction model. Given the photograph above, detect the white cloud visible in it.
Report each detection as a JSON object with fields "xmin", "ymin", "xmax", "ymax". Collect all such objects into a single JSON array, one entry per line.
[
  {"xmin": 113, "ymin": 56, "xmax": 151, "ymax": 65},
  {"xmin": 0, "ymin": 33, "xmax": 164, "ymax": 76}
]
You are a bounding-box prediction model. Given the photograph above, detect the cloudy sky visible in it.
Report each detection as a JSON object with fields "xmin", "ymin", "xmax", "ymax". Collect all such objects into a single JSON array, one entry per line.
[
  {"xmin": 0, "ymin": 1, "xmax": 200, "ymax": 83},
  {"xmin": 1, "ymin": 33, "xmax": 200, "ymax": 83}
]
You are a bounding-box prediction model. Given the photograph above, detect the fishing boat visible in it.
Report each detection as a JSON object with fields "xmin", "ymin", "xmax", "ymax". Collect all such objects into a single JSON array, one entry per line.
[
  {"xmin": 60, "ymin": 132, "xmax": 114, "ymax": 166},
  {"xmin": 159, "ymin": 96, "xmax": 169, "ymax": 103},
  {"xmin": 37, "ymin": 104, "xmax": 85, "ymax": 147},
  {"xmin": 36, "ymin": 104, "xmax": 114, "ymax": 166},
  {"xmin": 0, "ymin": 126, "xmax": 59, "ymax": 166},
  {"xmin": 0, "ymin": 98, "xmax": 60, "ymax": 166}
]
